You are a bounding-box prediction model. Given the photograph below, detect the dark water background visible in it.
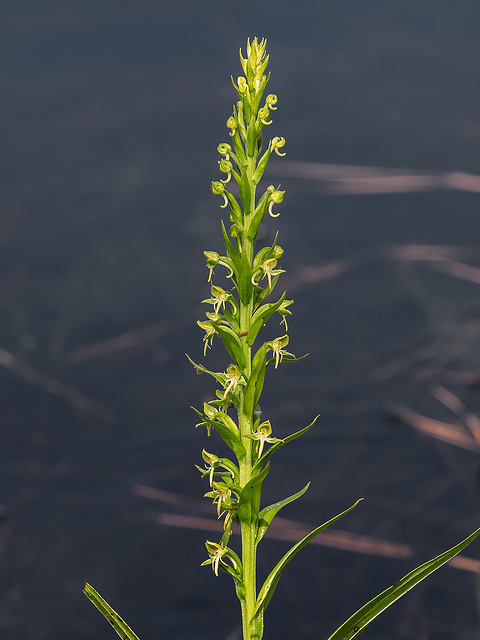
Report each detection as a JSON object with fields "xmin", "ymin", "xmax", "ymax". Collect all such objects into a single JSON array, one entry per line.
[{"xmin": 2, "ymin": 2, "xmax": 480, "ymax": 639}]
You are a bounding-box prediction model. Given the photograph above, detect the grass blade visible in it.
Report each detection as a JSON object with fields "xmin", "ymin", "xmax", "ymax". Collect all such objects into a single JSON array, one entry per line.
[
  {"xmin": 252, "ymin": 499, "xmax": 363, "ymax": 623},
  {"xmin": 327, "ymin": 526, "xmax": 480, "ymax": 640},
  {"xmin": 84, "ymin": 583, "xmax": 140, "ymax": 640}
]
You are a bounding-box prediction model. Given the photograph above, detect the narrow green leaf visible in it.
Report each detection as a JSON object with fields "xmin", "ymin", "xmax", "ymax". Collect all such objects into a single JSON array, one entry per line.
[
  {"xmin": 83, "ymin": 583, "xmax": 140, "ymax": 640},
  {"xmin": 221, "ymin": 220, "xmax": 240, "ymax": 264},
  {"xmin": 252, "ymin": 499, "xmax": 362, "ymax": 623},
  {"xmin": 253, "ymin": 415, "xmax": 319, "ymax": 473},
  {"xmin": 191, "ymin": 406, "xmax": 246, "ymax": 460},
  {"xmin": 237, "ymin": 463, "xmax": 270, "ymax": 526},
  {"xmin": 256, "ymin": 482, "xmax": 311, "ymax": 544},
  {"xmin": 247, "ymin": 188, "xmax": 270, "ymax": 241},
  {"xmin": 247, "ymin": 294, "xmax": 286, "ymax": 346},
  {"xmin": 215, "ymin": 324, "xmax": 247, "ymax": 370},
  {"xmin": 212, "ymin": 420, "xmax": 247, "ymax": 460},
  {"xmin": 327, "ymin": 525, "xmax": 480, "ymax": 640},
  {"xmin": 185, "ymin": 354, "xmax": 226, "ymax": 386}
]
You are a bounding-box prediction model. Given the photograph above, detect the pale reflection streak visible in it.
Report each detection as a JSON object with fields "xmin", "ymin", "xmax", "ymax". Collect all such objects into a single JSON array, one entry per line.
[
  {"xmin": 133, "ymin": 484, "xmax": 480, "ymax": 572},
  {"xmin": 267, "ymin": 160, "xmax": 480, "ymax": 195}
]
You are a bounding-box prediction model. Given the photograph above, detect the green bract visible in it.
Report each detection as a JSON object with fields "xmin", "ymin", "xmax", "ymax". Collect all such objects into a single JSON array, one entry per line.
[{"xmin": 84, "ymin": 36, "xmax": 480, "ymax": 640}]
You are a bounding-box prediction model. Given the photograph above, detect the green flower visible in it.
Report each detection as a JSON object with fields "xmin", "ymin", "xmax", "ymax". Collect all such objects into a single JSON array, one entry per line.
[
  {"xmin": 219, "ymin": 158, "xmax": 233, "ymax": 184},
  {"xmin": 217, "ymin": 143, "xmax": 232, "ymax": 159},
  {"xmin": 268, "ymin": 187, "xmax": 285, "ymax": 218},
  {"xmin": 204, "ymin": 251, "xmax": 234, "ymax": 283},
  {"xmin": 247, "ymin": 420, "xmax": 284, "ymax": 457},
  {"xmin": 223, "ymin": 364, "xmax": 246, "ymax": 397},
  {"xmin": 257, "ymin": 106, "xmax": 272, "ymax": 126},
  {"xmin": 202, "ymin": 541, "xmax": 240, "ymax": 577},
  {"xmin": 197, "ymin": 320, "xmax": 216, "ymax": 356},
  {"xmin": 278, "ymin": 299, "xmax": 294, "ymax": 330},
  {"xmin": 271, "ymin": 136, "xmax": 286, "ymax": 156},
  {"xmin": 211, "ymin": 181, "xmax": 228, "ymax": 208},
  {"xmin": 202, "ymin": 284, "xmax": 237, "ymax": 316},
  {"xmin": 204, "ymin": 480, "xmax": 233, "ymax": 517},
  {"xmin": 251, "ymin": 257, "xmax": 285, "ymax": 290},
  {"xmin": 267, "ymin": 334, "xmax": 294, "ymax": 368}
]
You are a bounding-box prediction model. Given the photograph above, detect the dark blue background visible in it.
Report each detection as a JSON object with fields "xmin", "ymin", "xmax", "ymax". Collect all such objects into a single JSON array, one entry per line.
[{"xmin": 1, "ymin": 2, "xmax": 480, "ymax": 639}]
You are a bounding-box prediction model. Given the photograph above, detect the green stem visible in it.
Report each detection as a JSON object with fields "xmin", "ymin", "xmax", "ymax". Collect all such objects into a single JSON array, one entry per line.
[{"xmin": 238, "ymin": 233, "xmax": 256, "ymax": 640}]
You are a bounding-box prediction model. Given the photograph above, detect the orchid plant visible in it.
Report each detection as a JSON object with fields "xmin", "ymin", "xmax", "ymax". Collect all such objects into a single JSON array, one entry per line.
[{"xmin": 84, "ymin": 37, "xmax": 480, "ymax": 640}]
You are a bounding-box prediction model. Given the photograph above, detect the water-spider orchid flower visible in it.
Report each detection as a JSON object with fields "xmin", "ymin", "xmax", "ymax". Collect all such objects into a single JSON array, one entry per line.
[
  {"xmin": 204, "ymin": 251, "xmax": 235, "ymax": 283},
  {"xmin": 197, "ymin": 320, "xmax": 217, "ymax": 356},
  {"xmin": 202, "ymin": 541, "xmax": 239, "ymax": 577},
  {"xmin": 217, "ymin": 143, "xmax": 232, "ymax": 159},
  {"xmin": 268, "ymin": 187, "xmax": 285, "ymax": 218},
  {"xmin": 204, "ymin": 481, "xmax": 233, "ymax": 518},
  {"xmin": 251, "ymin": 257, "xmax": 285, "ymax": 290},
  {"xmin": 271, "ymin": 136, "xmax": 286, "ymax": 156},
  {"xmin": 265, "ymin": 94, "xmax": 278, "ymax": 110},
  {"xmin": 202, "ymin": 285, "xmax": 236, "ymax": 316},
  {"xmin": 247, "ymin": 420, "xmax": 284, "ymax": 458},
  {"xmin": 223, "ymin": 364, "xmax": 246, "ymax": 397},
  {"xmin": 267, "ymin": 334, "xmax": 292, "ymax": 368},
  {"xmin": 278, "ymin": 299, "xmax": 294, "ymax": 330},
  {"xmin": 257, "ymin": 106, "xmax": 272, "ymax": 126},
  {"xmin": 218, "ymin": 158, "xmax": 233, "ymax": 184},
  {"xmin": 211, "ymin": 181, "xmax": 228, "ymax": 208}
]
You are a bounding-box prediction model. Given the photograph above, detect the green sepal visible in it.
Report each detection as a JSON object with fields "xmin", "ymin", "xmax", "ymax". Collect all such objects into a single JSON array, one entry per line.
[
  {"xmin": 215, "ymin": 324, "xmax": 247, "ymax": 371},
  {"xmin": 252, "ymin": 499, "xmax": 363, "ymax": 626},
  {"xmin": 248, "ymin": 294, "xmax": 286, "ymax": 346},
  {"xmin": 327, "ymin": 525, "xmax": 480, "ymax": 640},
  {"xmin": 243, "ymin": 343, "xmax": 267, "ymax": 418},
  {"xmin": 237, "ymin": 463, "xmax": 270, "ymax": 526},
  {"xmin": 83, "ymin": 583, "xmax": 140, "ymax": 640},
  {"xmin": 256, "ymin": 483, "xmax": 311, "ymax": 544},
  {"xmin": 253, "ymin": 415, "xmax": 319, "ymax": 473}
]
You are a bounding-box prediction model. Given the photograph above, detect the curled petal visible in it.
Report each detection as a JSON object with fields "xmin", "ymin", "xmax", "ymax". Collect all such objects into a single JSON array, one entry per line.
[
  {"xmin": 258, "ymin": 107, "xmax": 272, "ymax": 125},
  {"xmin": 217, "ymin": 143, "xmax": 232, "ymax": 158},
  {"xmin": 218, "ymin": 158, "xmax": 233, "ymax": 184},
  {"xmin": 251, "ymin": 268, "xmax": 262, "ymax": 286},
  {"xmin": 211, "ymin": 181, "xmax": 229, "ymax": 208},
  {"xmin": 271, "ymin": 136, "xmax": 286, "ymax": 156},
  {"xmin": 265, "ymin": 94, "xmax": 278, "ymax": 110},
  {"xmin": 268, "ymin": 201, "xmax": 281, "ymax": 218}
]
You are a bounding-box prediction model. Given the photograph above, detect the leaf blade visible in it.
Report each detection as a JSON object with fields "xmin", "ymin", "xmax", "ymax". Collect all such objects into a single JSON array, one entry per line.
[
  {"xmin": 252, "ymin": 499, "xmax": 363, "ymax": 623},
  {"xmin": 256, "ymin": 482, "xmax": 311, "ymax": 544},
  {"xmin": 327, "ymin": 525, "xmax": 480, "ymax": 640},
  {"xmin": 83, "ymin": 583, "xmax": 140, "ymax": 640}
]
